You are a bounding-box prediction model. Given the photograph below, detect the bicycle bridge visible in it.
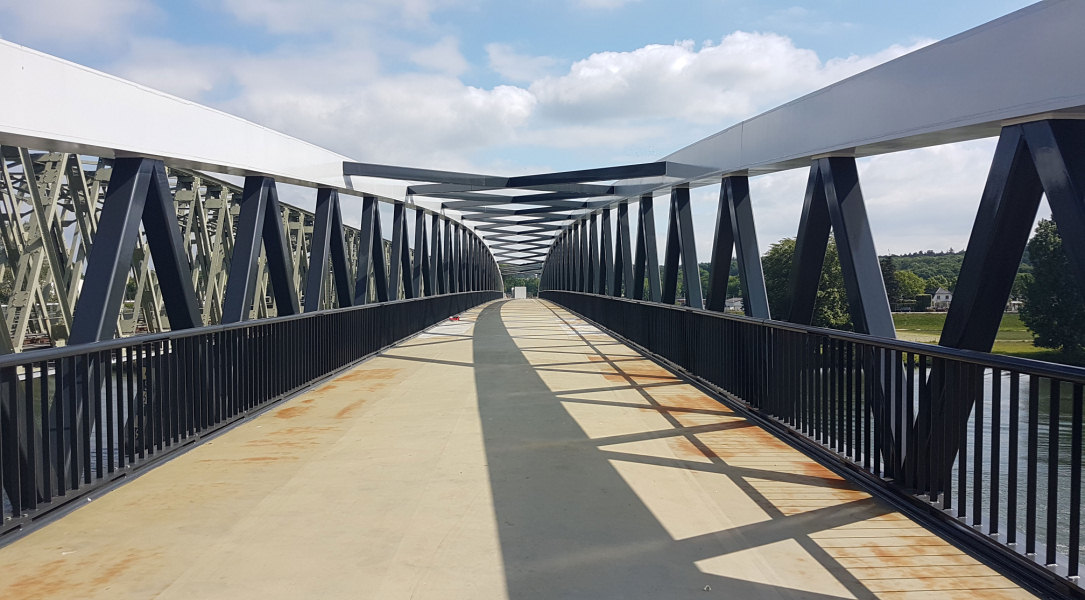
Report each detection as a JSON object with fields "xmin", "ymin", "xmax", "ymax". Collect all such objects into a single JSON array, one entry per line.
[{"xmin": 1, "ymin": 2, "xmax": 1084, "ymax": 598}]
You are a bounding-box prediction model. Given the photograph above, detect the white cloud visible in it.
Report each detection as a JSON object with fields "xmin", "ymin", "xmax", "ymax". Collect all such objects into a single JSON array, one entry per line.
[
  {"xmin": 486, "ymin": 43, "xmax": 560, "ymax": 83},
  {"xmin": 410, "ymin": 36, "xmax": 470, "ymax": 76},
  {"xmin": 0, "ymin": 0, "xmax": 153, "ymax": 50},
  {"xmin": 21, "ymin": 5, "xmax": 981, "ymax": 256},
  {"xmin": 530, "ymin": 32, "xmax": 930, "ymax": 126}
]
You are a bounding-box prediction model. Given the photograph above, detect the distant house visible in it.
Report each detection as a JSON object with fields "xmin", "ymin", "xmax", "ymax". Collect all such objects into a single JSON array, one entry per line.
[
  {"xmin": 724, "ymin": 297, "xmax": 744, "ymax": 313},
  {"xmin": 932, "ymin": 287, "xmax": 953, "ymax": 310}
]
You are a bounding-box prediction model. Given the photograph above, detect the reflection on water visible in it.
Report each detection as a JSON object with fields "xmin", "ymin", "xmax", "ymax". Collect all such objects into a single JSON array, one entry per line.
[{"xmin": 947, "ymin": 369, "xmax": 1081, "ymax": 564}]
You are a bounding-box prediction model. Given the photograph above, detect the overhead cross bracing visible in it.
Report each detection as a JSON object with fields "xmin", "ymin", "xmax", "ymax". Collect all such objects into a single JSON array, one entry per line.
[{"xmin": 343, "ymin": 161, "xmax": 716, "ymax": 276}]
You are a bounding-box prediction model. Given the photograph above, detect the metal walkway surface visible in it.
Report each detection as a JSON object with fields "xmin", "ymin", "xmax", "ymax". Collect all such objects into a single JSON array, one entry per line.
[{"xmin": 0, "ymin": 300, "xmax": 1033, "ymax": 599}]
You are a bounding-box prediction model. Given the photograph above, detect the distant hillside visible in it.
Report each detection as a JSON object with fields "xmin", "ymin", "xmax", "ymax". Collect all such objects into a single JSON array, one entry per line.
[{"xmin": 884, "ymin": 249, "xmax": 1032, "ymax": 283}]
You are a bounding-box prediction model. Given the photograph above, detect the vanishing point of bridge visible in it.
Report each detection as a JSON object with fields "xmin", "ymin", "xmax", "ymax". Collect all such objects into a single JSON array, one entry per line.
[{"xmin": 1, "ymin": 2, "xmax": 1085, "ymax": 598}]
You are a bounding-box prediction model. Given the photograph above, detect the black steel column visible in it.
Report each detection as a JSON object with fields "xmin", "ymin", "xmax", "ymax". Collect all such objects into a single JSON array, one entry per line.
[
  {"xmin": 431, "ymin": 214, "xmax": 443, "ymax": 294},
  {"xmin": 353, "ymin": 195, "xmax": 388, "ymax": 305},
  {"xmin": 706, "ymin": 176, "xmax": 770, "ymax": 318},
  {"xmin": 70, "ymin": 157, "xmax": 201, "ymax": 343},
  {"xmin": 388, "ymin": 203, "xmax": 406, "ymax": 300},
  {"xmin": 443, "ymin": 218, "xmax": 453, "ymax": 293},
  {"xmin": 614, "ymin": 201, "xmax": 634, "ymax": 298},
  {"xmin": 304, "ymin": 188, "xmax": 352, "ymax": 312},
  {"xmin": 788, "ymin": 158, "xmax": 892, "ymax": 337},
  {"xmin": 728, "ymin": 177, "xmax": 771, "ymax": 318},
  {"xmin": 588, "ymin": 214, "xmax": 599, "ymax": 293},
  {"xmin": 661, "ymin": 187, "xmax": 702, "ymax": 308},
  {"xmin": 221, "ymin": 176, "xmax": 299, "ymax": 323},
  {"xmin": 413, "ymin": 209, "xmax": 426, "ymax": 296},
  {"xmin": 599, "ymin": 208, "xmax": 614, "ymax": 296},
  {"xmin": 662, "ymin": 191, "xmax": 681, "ymax": 305},
  {"xmin": 822, "ymin": 157, "xmax": 894, "ymax": 337},
  {"xmin": 633, "ymin": 194, "xmax": 661, "ymax": 302}
]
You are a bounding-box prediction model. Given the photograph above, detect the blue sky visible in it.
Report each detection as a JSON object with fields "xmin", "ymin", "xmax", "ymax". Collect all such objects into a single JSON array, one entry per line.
[{"xmin": 0, "ymin": 0, "xmax": 1040, "ymax": 255}]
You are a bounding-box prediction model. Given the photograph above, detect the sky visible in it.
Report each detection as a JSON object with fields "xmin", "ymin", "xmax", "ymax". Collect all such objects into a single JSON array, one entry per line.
[{"xmin": 0, "ymin": 0, "xmax": 1042, "ymax": 259}]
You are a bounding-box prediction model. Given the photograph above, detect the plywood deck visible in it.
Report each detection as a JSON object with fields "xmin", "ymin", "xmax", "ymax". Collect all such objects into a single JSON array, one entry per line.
[{"xmin": 0, "ymin": 299, "xmax": 1033, "ymax": 599}]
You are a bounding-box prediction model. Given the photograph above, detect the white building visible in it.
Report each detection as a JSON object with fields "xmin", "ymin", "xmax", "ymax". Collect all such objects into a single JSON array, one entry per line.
[{"xmin": 932, "ymin": 287, "xmax": 953, "ymax": 310}]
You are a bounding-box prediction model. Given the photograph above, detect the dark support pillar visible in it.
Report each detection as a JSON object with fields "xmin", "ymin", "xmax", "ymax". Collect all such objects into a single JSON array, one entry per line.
[
  {"xmin": 662, "ymin": 187, "xmax": 702, "ymax": 308},
  {"xmin": 431, "ymin": 214, "xmax": 442, "ymax": 294},
  {"xmin": 452, "ymin": 224, "xmax": 462, "ymax": 293},
  {"xmin": 443, "ymin": 218, "xmax": 453, "ymax": 293},
  {"xmin": 400, "ymin": 210, "xmax": 415, "ymax": 298},
  {"xmin": 571, "ymin": 222, "xmax": 581, "ymax": 292},
  {"xmin": 942, "ymin": 126, "xmax": 1045, "ymax": 351},
  {"xmin": 729, "ymin": 177, "xmax": 771, "ymax": 319},
  {"xmin": 823, "ymin": 157, "xmax": 894, "ymax": 337},
  {"xmin": 614, "ymin": 201, "xmax": 634, "ymax": 298},
  {"xmin": 662, "ymin": 194, "xmax": 681, "ymax": 305},
  {"xmin": 588, "ymin": 214, "xmax": 599, "ymax": 293},
  {"xmin": 304, "ymin": 188, "xmax": 352, "ymax": 311},
  {"xmin": 706, "ymin": 180, "xmax": 736, "ymax": 313},
  {"xmin": 579, "ymin": 219, "xmax": 590, "ymax": 292},
  {"xmin": 222, "ymin": 176, "xmax": 299, "ymax": 322},
  {"xmin": 459, "ymin": 226, "xmax": 467, "ymax": 291},
  {"xmin": 706, "ymin": 176, "xmax": 770, "ymax": 318},
  {"xmin": 633, "ymin": 194, "xmax": 661, "ymax": 302},
  {"xmin": 788, "ymin": 164, "xmax": 832, "ymax": 326},
  {"xmin": 353, "ymin": 195, "xmax": 388, "ymax": 305},
  {"xmin": 389, "ymin": 203, "xmax": 406, "ymax": 300},
  {"xmin": 910, "ymin": 120, "xmax": 1085, "ymax": 485},
  {"xmin": 70, "ymin": 157, "xmax": 201, "ymax": 343},
  {"xmin": 600, "ymin": 208, "xmax": 614, "ymax": 296},
  {"xmin": 412, "ymin": 209, "xmax": 423, "ymax": 296},
  {"xmin": 788, "ymin": 158, "xmax": 892, "ymax": 337},
  {"xmin": 418, "ymin": 211, "xmax": 433, "ymax": 296}
]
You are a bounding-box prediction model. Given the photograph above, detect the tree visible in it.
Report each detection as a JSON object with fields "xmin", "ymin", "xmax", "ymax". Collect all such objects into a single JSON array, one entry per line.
[
  {"xmin": 924, "ymin": 274, "xmax": 954, "ymax": 294},
  {"xmin": 880, "ymin": 257, "xmax": 900, "ymax": 305},
  {"xmin": 503, "ymin": 276, "xmax": 539, "ymax": 295},
  {"xmin": 895, "ymin": 270, "xmax": 926, "ymax": 301},
  {"xmin": 1011, "ymin": 272, "xmax": 1032, "ymax": 301},
  {"xmin": 761, "ymin": 238, "xmax": 851, "ymax": 330},
  {"xmin": 1020, "ymin": 219, "xmax": 1085, "ymax": 352},
  {"xmin": 726, "ymin": 275, "xmax": 741, "ymax": 298}
]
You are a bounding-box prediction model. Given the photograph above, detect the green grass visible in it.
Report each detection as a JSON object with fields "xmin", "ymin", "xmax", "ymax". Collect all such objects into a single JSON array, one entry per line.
[{"xmin": 892, "ymin": 312, "xmax": 1085, "ymax": 366}]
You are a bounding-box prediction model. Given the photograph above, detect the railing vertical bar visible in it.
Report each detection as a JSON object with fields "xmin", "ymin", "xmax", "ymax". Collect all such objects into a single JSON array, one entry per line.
[
  {"xmin": 905, "ymin": 352, "xmax": 916, "ymax": 489},
  {"xmin": 990, "ymin": 368, "xmax": 1002, "ymax": 536},
  {"xmin": 136, "ymin": 344, "xmax": 146, "ymax": 461},
  {"xmin": 1008, "ymin": 371, "xmax": 1020, "ymax": 546},
  {"xmin": 958, "ymin": 364, "xmax": 969, "ymax": 519},
  {"xmin": 1026, "ymin": 374, "xmax": 1039, "ymax": 555},
  {"xmin": 1070, "ymin": 383, "xmax": 1082, "ymax": 577},
  {"xmin": 105, "ymin": 350, "xmax": 116, "ymax": 474},
  {"xmin": 39, "ymin": 360, "xmax": 52, "ymax": 502},
  {"xmin": 1045, "ymin": 379, "xmax": 1060, "ymax": 567},
  {"xmin": 918, "ymin": 354, "xmax": 930, "ymax": 497},
  {"xmin": 92, "ymin": 352, "xmax": 103, "ymax": 480},
  {"xmin": 22, "ymin": 363, "xmax": 39, "ymax": 511}
]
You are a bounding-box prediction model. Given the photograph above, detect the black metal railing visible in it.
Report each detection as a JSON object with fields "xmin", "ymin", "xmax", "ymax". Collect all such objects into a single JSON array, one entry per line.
[
  {"xmin": 543, "ymin": 290, "xmax": 1084, "ymax": 598},
  {"xmin": 0, "ymin": 291, "xmax": 499, "ymax": 538}
]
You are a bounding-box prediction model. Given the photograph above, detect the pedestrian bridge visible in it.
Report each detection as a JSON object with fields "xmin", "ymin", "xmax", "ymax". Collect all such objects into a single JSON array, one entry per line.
[
  {"xmin": 0, "ymin": 300, "xmax": 1031, "ymax": 599},
  {"xmin": 2, "ymin": 2, "xmax": 1085, "ymax": 599}
]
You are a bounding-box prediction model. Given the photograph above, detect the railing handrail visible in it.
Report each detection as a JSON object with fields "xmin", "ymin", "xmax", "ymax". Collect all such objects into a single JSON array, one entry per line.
[
  {"xmin": 0, "ymin": 291, "xmax": 489, "ymax": 368},
  {"xmin": 550, "ymin": 290, "xmax": 1085, "ymax": 385}
]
